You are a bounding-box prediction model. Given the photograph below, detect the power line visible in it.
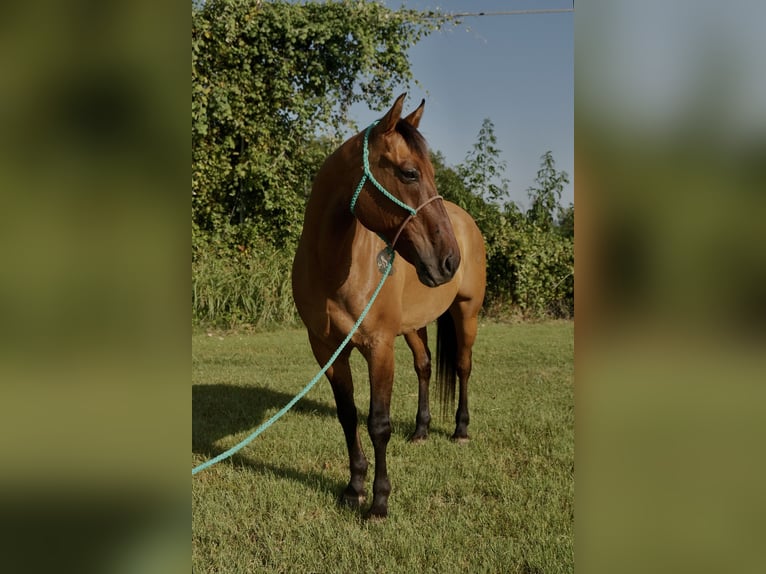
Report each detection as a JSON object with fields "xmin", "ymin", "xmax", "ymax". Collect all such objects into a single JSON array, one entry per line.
[{"xmin": 445, "ymin": 9, "xmax": 574, "ymax": 18}]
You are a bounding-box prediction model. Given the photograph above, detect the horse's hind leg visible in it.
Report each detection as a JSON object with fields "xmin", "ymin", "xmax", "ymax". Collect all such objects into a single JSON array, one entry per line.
[
  {"xmin": 450, "ymin": 302, "xmax": 480, "ymax": 442},
  {"xmin": 308, "ymin": 334, "xmax": 368, "ymax": 507},
  {"xmin": 404, "ymin": 327, "xmax": 431, "ymax": 443}
]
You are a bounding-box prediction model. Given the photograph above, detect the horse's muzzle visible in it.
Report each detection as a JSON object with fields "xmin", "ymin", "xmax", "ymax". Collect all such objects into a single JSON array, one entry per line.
[{"xmin": 416, "ymin": 249, "xmax": 460, "ymax": 287}]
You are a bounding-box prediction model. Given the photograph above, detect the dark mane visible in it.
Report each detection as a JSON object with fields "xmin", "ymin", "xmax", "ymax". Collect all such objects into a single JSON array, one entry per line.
[{"xmin": 395, "ymin": 120, "xmax": 429, "ymax": 158}]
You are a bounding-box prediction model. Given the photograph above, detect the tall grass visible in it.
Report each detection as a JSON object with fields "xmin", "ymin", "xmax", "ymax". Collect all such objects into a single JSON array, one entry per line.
[
  {"xmin": 192, "ymin": 240, "xmax": 298, "ymax": 329},
  {"xmin": 191, "ymin": 226, "xmax": 572, "ymax": 331}
]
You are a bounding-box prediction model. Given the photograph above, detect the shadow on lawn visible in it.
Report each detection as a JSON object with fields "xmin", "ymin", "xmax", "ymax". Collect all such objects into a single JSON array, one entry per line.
[
  {"xmin": 192, "ymin": 382, "xmax": 449, "ymax": 450},
  {"xmin": 192, "ymin": 383, "xmax": 456, "ymax": 502},
  {"xmin": 192, "ymin": 383, "xmax": 336, "ymax": 454},
  {"xmin": 193, "ymin": 383, "xmax": 346, "ymax": 498}
]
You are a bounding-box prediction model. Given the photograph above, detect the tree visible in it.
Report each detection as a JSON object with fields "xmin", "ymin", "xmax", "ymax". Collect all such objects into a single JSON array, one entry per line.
[
  {"xmin": 557, "ymin": 203, "xmax": 574, "ymax": 238},
  {"xmin": 192, "ymin": 0, "xmax": 449, "ymax": 247},
  {"xmin": 431, "ymin": 150, "xmax": 480, "ymax": 214},
  {"xmin": 458, "ymin": 118, "xmax": 510, "ymax": 204},
  {"xmin": 431, "ymin": 130, "xmax": 574, "ymax": 318},
  {"xmin": 526, "ymin": 150, "xmax": 570, "ymax": 230}
]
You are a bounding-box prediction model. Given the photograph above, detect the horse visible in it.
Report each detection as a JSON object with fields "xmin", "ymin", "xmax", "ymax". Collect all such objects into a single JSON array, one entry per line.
[{"xmin": 292, "ymin": 93, "xmax": 486, "ymax": 518}]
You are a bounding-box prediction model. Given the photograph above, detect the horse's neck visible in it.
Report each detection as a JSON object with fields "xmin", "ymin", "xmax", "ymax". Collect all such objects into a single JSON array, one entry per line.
[
  {"xmin": 309, "ymin": 180, "xmax": 355, "ymax": 249},
  {"xmin": 303, "ymin": 139, "xmax": 371, "ymax": 268}
]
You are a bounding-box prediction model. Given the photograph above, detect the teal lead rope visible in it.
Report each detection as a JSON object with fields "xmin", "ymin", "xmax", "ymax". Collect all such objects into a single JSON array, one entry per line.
[
  {"xmin": 191, "ymin": 248, "xmax": 394, "ymax": 476},
  {"xmin": 192, "ymin": 122, "xmax": 396, "ymax": 476}
]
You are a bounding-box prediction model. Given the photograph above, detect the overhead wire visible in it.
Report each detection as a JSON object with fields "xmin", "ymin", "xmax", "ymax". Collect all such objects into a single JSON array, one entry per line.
[{"xmin": 442, "ymin": 9, "xmax": 573, "ymax": 18}]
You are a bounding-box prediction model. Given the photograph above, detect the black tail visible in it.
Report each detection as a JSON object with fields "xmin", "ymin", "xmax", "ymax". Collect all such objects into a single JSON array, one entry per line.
[{"xmin": 435, "ymin": 311, "xmax": 457, "ymax": 420}]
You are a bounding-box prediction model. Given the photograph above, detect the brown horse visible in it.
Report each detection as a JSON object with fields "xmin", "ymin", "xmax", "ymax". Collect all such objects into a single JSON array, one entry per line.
[{"xmin": 292, "ymin": 94, "xmax": 486, "ymax": 518}]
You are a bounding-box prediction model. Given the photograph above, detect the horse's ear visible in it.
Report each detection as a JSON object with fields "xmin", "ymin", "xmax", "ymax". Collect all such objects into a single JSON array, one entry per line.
[
  {"xmin": 403, "ymin": 99, "xmax": 425, "ymax": 129},
  {"xmin": 375, "ymin": 93, "xmax": 407, "ymax": 136}
]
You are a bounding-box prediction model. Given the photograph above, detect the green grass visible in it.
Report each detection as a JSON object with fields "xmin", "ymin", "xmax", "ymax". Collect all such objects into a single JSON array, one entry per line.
[{"xmin": 193, "ymin": 321, "xmax": 573, "ymax": 573}]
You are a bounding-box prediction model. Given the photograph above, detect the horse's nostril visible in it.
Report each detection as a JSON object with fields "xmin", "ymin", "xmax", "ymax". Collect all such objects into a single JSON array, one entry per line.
[{"xmin": 442, "ymin": 252, "xmax": 458, "ymax": 276}]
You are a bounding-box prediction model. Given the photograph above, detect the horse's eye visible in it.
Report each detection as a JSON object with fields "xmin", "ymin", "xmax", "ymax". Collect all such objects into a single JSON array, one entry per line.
[{"xmin": 399, "ymin": 167, "xmax": 419, "ymax": 182}]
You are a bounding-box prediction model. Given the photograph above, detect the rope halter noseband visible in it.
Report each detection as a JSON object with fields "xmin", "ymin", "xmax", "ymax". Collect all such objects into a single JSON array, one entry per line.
[{"xmin": 349, "ymin": 121, "xmax": 444, "ymax": 254}]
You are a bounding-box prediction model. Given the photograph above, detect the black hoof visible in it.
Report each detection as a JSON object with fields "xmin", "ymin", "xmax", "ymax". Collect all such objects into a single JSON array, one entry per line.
[
  {"xmin": 339, "ymin": 488, "xmax": 366, "ymax": 509},
  {"xmin": 409, "ymin": 429, "xmax": 429, "ymax": 443},
  {"xmin": 364, "ymin": 505, "xmax": 388, "ymax": 520},
  {"xmin": 450, "ymin": 433, "xmax": 470, "ymax": 444}
]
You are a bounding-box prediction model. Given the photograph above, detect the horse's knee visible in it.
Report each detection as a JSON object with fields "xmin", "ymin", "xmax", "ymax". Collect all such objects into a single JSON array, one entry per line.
[
  {"xmin": 368, "ymin": 411, "xmax": 391, "ymax": 445},
  {"xmin": 350, "ymin": 456, "xmax": 368, "ymax": 477}
]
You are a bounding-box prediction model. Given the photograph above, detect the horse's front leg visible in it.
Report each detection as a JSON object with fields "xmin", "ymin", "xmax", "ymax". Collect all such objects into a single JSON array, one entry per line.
[
  {"xmin": 361, "ymin": 340, "xmax": 395, "ymax": 519},
  {"xmin": 309, "ymin": 334, "xmax": 368, "ymax": 507}
]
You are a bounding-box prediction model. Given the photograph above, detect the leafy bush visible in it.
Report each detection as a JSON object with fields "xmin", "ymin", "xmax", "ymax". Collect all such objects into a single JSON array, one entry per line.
[
  {"xmin": 495, "ymin": 222, "xmax": 574, "ymax": 318},
  {"xmin": 434, "ymin": 124, "xmax": 574, "ymax": 319},
  {"xmin": 191, "ymin": 0, "xmax": 450, "ymax": 329},
  {"xmin": 190, "ymin": 3, "xmax": 573, "ymax": 326},
  {"xmin": 192, "ymin": 0, "xmax": 446, "ymax": 248}
]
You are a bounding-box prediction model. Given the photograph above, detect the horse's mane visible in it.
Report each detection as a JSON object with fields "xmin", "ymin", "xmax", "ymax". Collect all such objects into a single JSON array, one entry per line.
[{"xmin": 395, "ymin": 120, "xmax": 429, "ymax": 158}]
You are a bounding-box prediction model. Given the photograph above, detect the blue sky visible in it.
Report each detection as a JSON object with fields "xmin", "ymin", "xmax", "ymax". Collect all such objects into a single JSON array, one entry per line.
[
  {"xmin": 349, "ymin": 0, "xmax": 574, "ymax": 209},
  {"xmin": 578, "ymin": 0, "xmax": 766, "ymax": 144}
]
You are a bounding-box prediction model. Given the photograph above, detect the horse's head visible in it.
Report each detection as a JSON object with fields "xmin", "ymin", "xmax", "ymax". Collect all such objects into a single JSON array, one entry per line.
[{"xmin": 352, "ymin": 94, "xmax": 461, "ymax": 287}]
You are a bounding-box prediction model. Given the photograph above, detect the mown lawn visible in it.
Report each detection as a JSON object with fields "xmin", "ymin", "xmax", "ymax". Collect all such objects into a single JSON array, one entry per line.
[{"xmin": 192, "ymin": 321, "xmax": 573, "ymax": 573}]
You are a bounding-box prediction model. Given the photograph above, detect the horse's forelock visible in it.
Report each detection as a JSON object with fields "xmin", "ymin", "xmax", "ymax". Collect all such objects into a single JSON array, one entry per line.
[{"xmin": 394, "ymin": 120, "xmax": 429, "ymax": 159}]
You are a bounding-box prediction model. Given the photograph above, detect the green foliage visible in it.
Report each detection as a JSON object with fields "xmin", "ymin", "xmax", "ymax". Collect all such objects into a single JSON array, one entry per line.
[
  {"xmin": 192, "ymin": 0, "xmax": 446, "ymax": 248},
  {"xmin": 458, "ymin": 118, "xmax": 511, "ymax": 204},
  {"xmin": 527, "ymin": 150, "xmax": 570, "ymax": 231},
  {"xmin": 190, "ymin": 2, "xmax": 573, "ymax": 325},
  {"xmin": 509, "ymin": 226, "xmax": 574, "ymax": 318},
  {"xmin": 557, "ymin": 203, "xmax": 575, "ymax": 239},
  {"xmin": 434, "ymin": 121, "xmax": 574, "ymax": 318}
]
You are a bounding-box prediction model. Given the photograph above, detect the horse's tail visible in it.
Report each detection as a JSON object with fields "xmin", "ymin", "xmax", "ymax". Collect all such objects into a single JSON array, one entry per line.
[{"xmin": 435, "ymin": 310, "xmax": 457, "ymax": 419}]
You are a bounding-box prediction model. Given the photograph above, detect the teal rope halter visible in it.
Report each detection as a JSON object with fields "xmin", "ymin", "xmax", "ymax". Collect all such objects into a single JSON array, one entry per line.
[
  {"xmin": 350, "ymin": 121, "xmax": 417, "ymax": 217},
  {"xmin": 351, "ymin": 120, "xmax": 443, "ymax": 251},
  {"xmin": 191, "ymin": 120, "xmax": 441, "ymax": 476}
]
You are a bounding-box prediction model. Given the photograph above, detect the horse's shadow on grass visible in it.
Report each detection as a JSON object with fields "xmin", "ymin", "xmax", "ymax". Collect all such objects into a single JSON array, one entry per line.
[
  {"xmin": 193, "ymin": 383, "xmax": 454, "ymax": 504},
  {"xmin": 192, "ymin": 383, "xmax": 336, "ymax": 452},
  {"xmin": 193, "ymin": 384, "xmax": 347, "ymax": 498}
]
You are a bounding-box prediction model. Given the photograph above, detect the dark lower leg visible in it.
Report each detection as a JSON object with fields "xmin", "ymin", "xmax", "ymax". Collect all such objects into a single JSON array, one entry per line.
[
  {"xmin": 335, "ymin": 391, "xmax": 368, "ymax": 505},
  {"xmin": 412, "ymin": 375, "xmax": 431, "ymax": 442},
  {"xmin": 367, "ymin": 406, "xmax": 392, "ymax": 517},
  {"xmin": 364, "ymin": 344, "xmax": 395, "ymax": 518},
  {"xmin": 310, "ymin": 336, "xmax": 368, "ymax": 507},
  {"xmin": 405, "ymin": 328, "xmax": 431, "ymax": 442},
  {"xmin": 452, "ymin": 344, "xmax": 472, "ymax": 441}
]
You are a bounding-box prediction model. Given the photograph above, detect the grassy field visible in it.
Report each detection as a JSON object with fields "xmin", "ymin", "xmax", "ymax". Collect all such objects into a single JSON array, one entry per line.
[{"xmin": 192, "ymin": 321, "xmax": 573, "ymax": 573}]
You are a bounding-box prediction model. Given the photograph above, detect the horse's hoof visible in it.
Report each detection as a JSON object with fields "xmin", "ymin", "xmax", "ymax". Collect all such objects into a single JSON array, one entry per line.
[
  {"xmin": 364, "ymin": 505, "xmax": 388, "ymax": 520},
  {"xmin": 450, "ymin": 434, "xmax": 470, "ymax": 444},
  {"xmin": 409, "ymin": 431, "xmax": 428, "ymax": 444},
  {"xmin": 339, "ymin": 490, "xmax": 366, "ymax": 509}
]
